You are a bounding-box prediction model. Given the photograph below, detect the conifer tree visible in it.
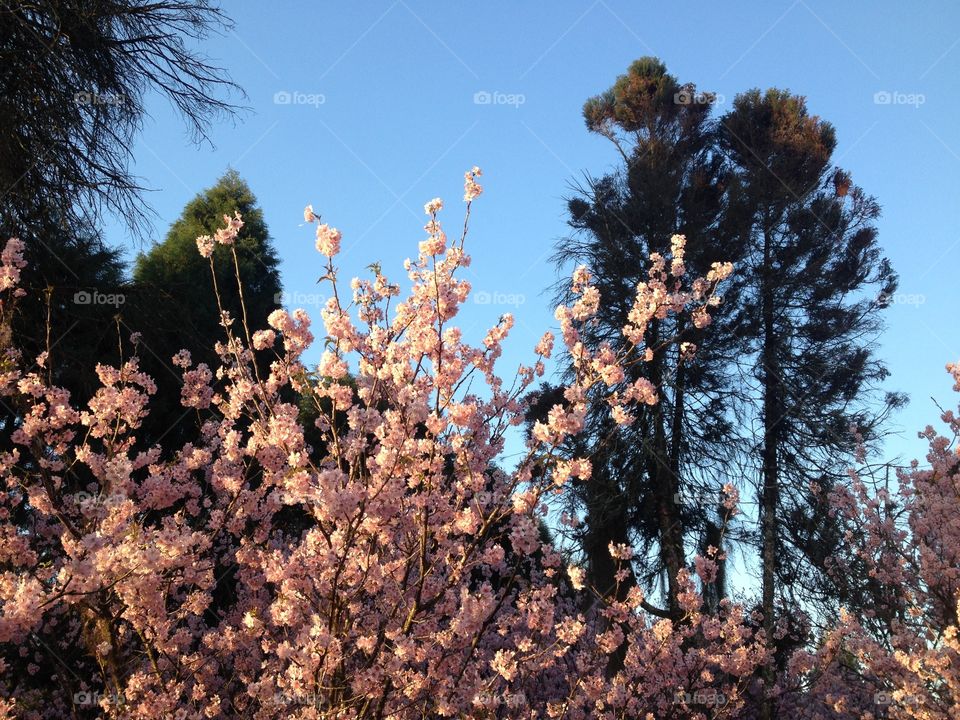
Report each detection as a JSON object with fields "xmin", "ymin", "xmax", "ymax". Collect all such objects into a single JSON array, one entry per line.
[{"xmin": 129, "ymin": 170, "xmax": 281, "ymax": 448}]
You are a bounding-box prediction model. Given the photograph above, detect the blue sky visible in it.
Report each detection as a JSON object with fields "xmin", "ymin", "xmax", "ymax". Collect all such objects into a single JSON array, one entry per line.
[{"xmin": 106, "ymin": 1, "xmax": 960, "ymax": 466}]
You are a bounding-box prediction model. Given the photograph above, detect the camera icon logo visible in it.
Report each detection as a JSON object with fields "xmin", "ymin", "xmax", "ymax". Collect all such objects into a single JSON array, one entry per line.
[
  {"xmin": 73, "ymin": 691, "xmax": 99, "ymax": 706},
  {"xmin": 874, "ymin": 691, "xmax": 893, "ymax": 706}
]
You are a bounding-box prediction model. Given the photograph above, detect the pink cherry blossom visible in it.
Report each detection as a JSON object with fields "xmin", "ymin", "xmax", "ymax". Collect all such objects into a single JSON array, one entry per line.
[
  {"xmin": 314, "ymin": 223, "xmax": 342, "ymax": 257},
  {"xmin": 463, "ymin": 165, "xmax": 483, "ymax": 202},
  {"xmin": 0, "ymin": 169, "xmax": 778, "ymax": 720},
  {"xmin": 196, "ymin": 234, "xmax": 215, "ymax": 258}
]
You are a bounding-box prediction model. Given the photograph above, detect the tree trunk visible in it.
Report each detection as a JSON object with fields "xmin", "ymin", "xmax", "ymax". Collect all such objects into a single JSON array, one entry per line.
[
  {"xmin": 760, "ymin": 226, "xmax": 780, "ymax": 720},
  {"xmin": 648, "ymin": 322, "xmax": 685, "ymax": 619},
  {"xmin": 583, "ymin": 443, "xmax": 636, "ymax": 675}
]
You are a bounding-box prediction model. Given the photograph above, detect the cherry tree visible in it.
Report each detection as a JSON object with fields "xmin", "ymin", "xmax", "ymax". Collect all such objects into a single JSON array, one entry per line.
[
  {"xmin": 771, "ymin": 363, "xmax": 960, "ymax": 719},
  {"xmin": 0, "ymin": 169, "xmax": 772, "ymax": 719}
]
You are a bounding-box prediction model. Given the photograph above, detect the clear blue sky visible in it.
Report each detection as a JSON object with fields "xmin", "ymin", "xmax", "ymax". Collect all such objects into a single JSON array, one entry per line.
[{"xmin": 107, "ymin": 0, "xmax": 960, "ymax": 466}]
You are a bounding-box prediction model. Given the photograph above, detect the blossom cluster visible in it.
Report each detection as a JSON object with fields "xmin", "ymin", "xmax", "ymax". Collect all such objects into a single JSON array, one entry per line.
[{"xmin": 0, "ymin": 238, "xmax": 25, "ymax": 294}]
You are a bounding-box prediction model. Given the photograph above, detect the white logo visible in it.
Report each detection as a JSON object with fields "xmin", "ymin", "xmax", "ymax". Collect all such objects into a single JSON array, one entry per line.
[
  {"xmin": 874, "ymin": 90, "xmax": 925, "ymax": 107},
  {"xmin": 274, "ymin": 90, "xmax": 326, "ymax": 108},
  {"xmin": 473, "ymin": 290, "xmax": 525, "ymax": 307},
  {"xmin": 73, "ymin": 290, "xmax": 124, "ymax": 307},
  {"xmin": 674, "ymin": 90, "xmax": 724, "ymax": 106},
  {"xmin": 275, "ymin": 290, "xmax": 326, "ymax": 307},
  {"xmin": 474, "ymin": 90, "xmax": 525, "ymax": 108}
]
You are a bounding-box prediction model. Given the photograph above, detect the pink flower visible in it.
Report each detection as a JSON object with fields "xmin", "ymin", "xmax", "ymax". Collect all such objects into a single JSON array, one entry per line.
[
  {"xmin": 692, "ymin": 306, "xmax": 711, "ymax": 329},
  {"xmin": 611, "ymin": 405, "xmax": 634, "ymax": 425},
  {"xmin": 315, "ymin": 223, "xmax": 342, "ymax": 257},
  {"xmin": 491, "ymin": 649, "xmax": 518, "ymax": 681},
  {"xmin": 694, "ymin": 554, "xmax": 718, "ymax": 583},
  {"xmin": 0, "ymin": 238, "xmax": 26, "ymax": 290},
  {"xmin": 609, "ymin": 542, "xmax": 634, "ymax": 560},
  {"xmin": 252, "ymin": 329, "xmax": 276, "ymax": 350},
  {"xmin": 419, "ymin": 228, "xmax": 447, "ymax": 256},
  {"xmin": 267, "ymin": 308, "xmax": 289, "ymax": 331},
  {"xmin": 181, "ymin": 364, "xmax": 213, "ymax": 409},
  {"xmin": 670, "ymin": 233, "xmax": 686, "ymax": 277},
  {"xmin": 567, "ymin": 565, "xmax": 587, "ymax": 591},
  {"xmin": 317, "ymin": 350, "xmax": 347, "ymax": 379},
  {"xmin": 463, "ymin": 166, "xmax": 483, "ymax": 202},
  {"xmin": 196, "ymin": 235, "xmax": 215, "ymax": 258},
  {"xmin": 171, "ymin": 349, "xmax": 192, "ymax": 368},
  {"xmin": 214, "ymin": 212, "xmax": 243, "ymax": 245},
  {"xmin": 534, "ymin": 331, "xmax": 554, "ymax": 358}
]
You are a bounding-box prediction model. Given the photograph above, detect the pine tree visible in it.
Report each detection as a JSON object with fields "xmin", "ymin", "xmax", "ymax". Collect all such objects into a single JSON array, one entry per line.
[
  {"xmin": 717, "ymin": 88, "xmax": 904, "ymax": 716},
  {"xmin": 538, "ymin": 58, "xmax": 751, "ymax": 619},
  {"xmin": 0, "ymin": 210, "xmax": 127, "ymax": 457}
]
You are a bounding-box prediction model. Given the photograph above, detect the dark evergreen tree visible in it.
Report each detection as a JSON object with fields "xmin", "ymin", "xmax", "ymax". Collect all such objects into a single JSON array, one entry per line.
[
  {"xmin": 535, "ymin": 58, "xmax": 752, "ymax": 620},
  {"xmin": 717, "ymin": 88, "xmax": 904, "ymax": 716},
  {"xmin": 0, "ymin": 0, "xmax": 242, "ymax": 470},
  {"xmin": 128, "ymin": 170, "xmax": 281, "ymax": 449}
]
